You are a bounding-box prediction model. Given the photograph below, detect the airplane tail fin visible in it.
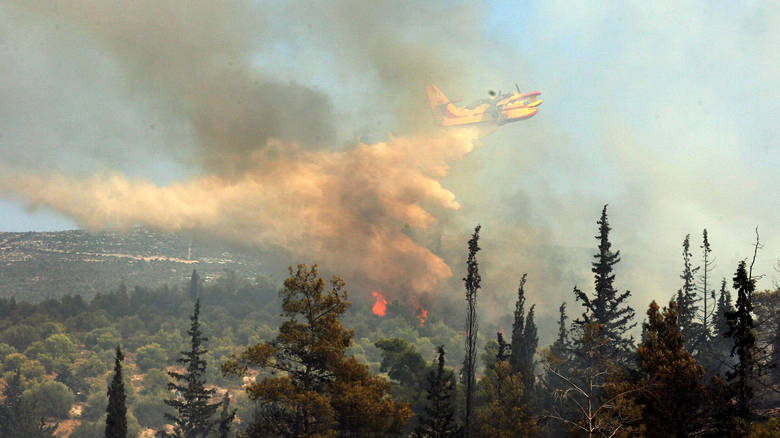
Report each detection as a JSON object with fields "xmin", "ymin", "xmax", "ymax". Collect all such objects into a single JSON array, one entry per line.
[
  {"xmin": 425, "ymin": 85, "xmax": 449, "ymax": 107},
  {"xmin": 425, "ymin": 85, "xmax": 449, "ymax": 123}
]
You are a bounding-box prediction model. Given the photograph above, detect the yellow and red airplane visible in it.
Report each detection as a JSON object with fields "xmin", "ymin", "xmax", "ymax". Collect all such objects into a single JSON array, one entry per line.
[{"xmin": 426, "ymin": 84, "xmax": 542, "ymax": 127}]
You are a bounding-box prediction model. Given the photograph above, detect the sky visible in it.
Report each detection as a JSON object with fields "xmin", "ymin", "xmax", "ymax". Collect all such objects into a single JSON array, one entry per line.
[{"xmin": 0, "ymin": 1, "xmax": 777, "ymax": 340}]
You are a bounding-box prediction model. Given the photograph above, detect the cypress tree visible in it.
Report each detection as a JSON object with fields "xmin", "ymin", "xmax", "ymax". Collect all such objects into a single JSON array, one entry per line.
[
  {"xmin": 162, "ymin": 298, "xmax": 221, "ymax": 437},
  {"xmin": 496, "ymin": 332, "xmax": 511, "ymax": 363},
  {"xmin": 550, "ymin": 302, "xmax": 569, "ymax": 361},
  {"xmin": 462, "ymin": 225, "xmax": 481, "ymax": 438},
  {"xmin": 188, "ymin": 270, "xmax": 200, "ymax": 301},
  {"xmin": 522, "ymin": 304, "xmax": 538, "ymax": 393},
  {"xmin": 725, "ymin": 261, "xmax": 756, "ymax": 421},
  {"xmin": 509, "ymin": 275, "xmax": 527, "ymax": 372},
  {"xmin": 413, "ymin": 346, "xmax": 459, "ymax": 438},
  {"xmin": 106, "ymin": 346, "xmax": 127, "ymax": 438},
  {"xmin": 573, "ymin": 205, "xmax": 636, "ymax": 362},
  {"xmin": 508, "ymin": 274, "xmax": 539, "ymax": 393}
]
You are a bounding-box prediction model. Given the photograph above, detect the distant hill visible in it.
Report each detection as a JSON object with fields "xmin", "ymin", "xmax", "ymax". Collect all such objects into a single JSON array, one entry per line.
[{"xmin": 0, "ymin": 228, "xmax": 285, "ymax": 302}]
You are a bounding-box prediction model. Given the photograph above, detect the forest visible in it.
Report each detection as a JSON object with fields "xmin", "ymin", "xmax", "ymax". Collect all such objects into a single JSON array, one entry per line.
[{"xmin": 0, "ymin": 206, "xmax": 777, "ymax": 437}]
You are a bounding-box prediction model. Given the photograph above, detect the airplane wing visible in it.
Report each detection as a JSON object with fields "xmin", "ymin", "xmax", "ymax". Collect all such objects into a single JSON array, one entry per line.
[{"xmin": 426, "ymin": 85, "xmax": 541, "ymax": 127}]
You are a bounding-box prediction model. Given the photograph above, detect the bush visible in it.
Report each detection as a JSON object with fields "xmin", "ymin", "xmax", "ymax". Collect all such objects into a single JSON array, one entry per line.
[
  {"xmin": 135, "ymin": 343, "xmax": 167, "ymax": 372},
  {"xmin": 1, "ymin": 324, "xmax": 41, "ymax": 351},
  {"xmin": 75, "ymin": 353, "xmax": 107, "ymax": 379},
  {"xmin": 141, "ymin": 368, "xmax": 169, "ymax": 396},
  {"xmin": 132, "ymin": 395, "xmax": 171, "ymax": 429},
  {"xmin": 19, "ymin": 358, "xmax": 46, "ymax": 382},
  {"xmin": 69, "ymin": 419, "xmax": 105, "ymax": 438},
  {"xmin": 2, "ymin": 352, "xmax": 26, "ymax": 372},
  {"xmin": 84, "ymin": 327, "xmax": 121, "ymax": 351},
  {"xmin": 23, "ymin": 380, "xmax": 74, "ymax": 419},
  {"xmin": 81, "ymin": 391, "xmax": 107, "ymax": 421},
  {"xmin": 0, "ymin": 343, "xmax": 17, "ymax": 363},
  {"xmin": 70, "ymin": 416, "xmax": 141, "ymax": 438}
]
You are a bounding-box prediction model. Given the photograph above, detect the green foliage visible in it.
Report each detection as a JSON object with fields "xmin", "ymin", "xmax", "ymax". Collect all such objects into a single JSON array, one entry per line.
[
  {"xmin": 69, "ymin": 419, "xmax": 106, "ymax": 438},
  {"xmin": 725, "ymin": 260, "xmax": 757, "ymax": 420},
  {"xmin": 71, "ymin": 415, "xmax": 142, "ymax": 438},
  {"xmin": 23, "ymin": 380, "xmax": 74, "ymax": 420},
  {"xmin": 635, "ymin": 301, "xmax": 708, "ymax": 437},
  {"xmin": 375, "ymin": 337, "xmax": 428, "ymax": 388},
  {"xmin": 509, "ymin": 273, "xmax": 538, "ymax": 396},
  {"xmin": 475, "ymin": 360, "xmax": 536, "ymax": 438},
  {"xmin": 463, "ymin": 225, "xmax": 482, "ymax": 437},
  {"xmin": 2, "ymin": 352, "xmax": 26, "ymax": 372},
  {"xmin": 105, "ymin": 346, "xmax": 128, "ymax": 438},
  {"xmin": 54, "ymin": 362, "xmax": 88, "ymax": 399},
  {"xmin": 82, "ymin": 391, "xmax": 108, "ymax": 422},
  {"xmin": 75, "ymin": 352, "xmax": 107, "ymax": 379},
  {"xmin": 224, "ymin": 264, "xmax": 410, "ymax": 437},
  {"xmin": 0, "ymin": 368, "xmax": 57, "ymax": 438},
  {"xmin": 1, "ymin": 324, "xmax": 41, "ymax": 351},
  {"xmin": 0, "ymin": 342, "xmax": 17, "ymax": 363},
  {"xmin": 85, "ymin": 327, "xmax": 122, "ymax": 352},
  {"xmin": 132, "ymin": 395, "xmax": 171, "ymax": 429},
  {"xmin": 135, "ymin": 343, "xmax": 167, "ymax": 372},
  {"xmin": 25, "ymin": 333, "xmax": 78, "ymax": 372},
  {"xmin": 18, "ymin": 358, "xmax": 46, "ymax": 383},
  {"xmin": 215, "ymin": 392, "xmax": 236, "ymax": 438},
  {"xmin": 162, "ymin": 296, "xmax": 222, "ymax": 438},
  {"xmin": 675, "ymin": 234, "xmax": 702, "ymax": 351},
  {"xmin": 413, "ymin": 346, "xmax": 459, "ymax": 438},
  {"xmin": 141, "ymin": 368, "xmax": 169, "ymax": 396},
  {"xmin": 572, "ymin": 205, "xmax": 636, "ymax": 363}
]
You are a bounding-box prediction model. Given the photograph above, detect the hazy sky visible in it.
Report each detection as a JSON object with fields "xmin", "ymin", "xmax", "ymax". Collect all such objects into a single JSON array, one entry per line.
[{"xmin": 0, "ymin": 1, "xmax": 777, "ymax": 338}]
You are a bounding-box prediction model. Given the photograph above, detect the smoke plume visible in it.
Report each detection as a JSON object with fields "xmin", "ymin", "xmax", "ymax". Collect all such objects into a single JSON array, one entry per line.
[{"xmin": 1, "ymin": 1, "xmax": 777, "ymax": 342}]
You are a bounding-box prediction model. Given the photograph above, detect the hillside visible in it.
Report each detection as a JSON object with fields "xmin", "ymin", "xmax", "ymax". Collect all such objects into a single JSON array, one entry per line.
[{"xmin": 0, "ymin": 228, "xmax": 284, "ymax": 301}]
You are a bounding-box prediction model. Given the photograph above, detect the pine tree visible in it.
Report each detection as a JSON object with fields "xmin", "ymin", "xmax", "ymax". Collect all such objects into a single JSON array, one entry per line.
[
  {"xmin": 462, "ymin": 225, "xmax": 481, "ymax": 438},
  {"xmin": 636, "ymin": 301, "xmax": 708, "ymax": 438},
  {"xmin": 725, "ymin": 261, "xmax": 757, "ymax": 422},
  {"xmin": 715, "ymin": 278, "xmax": 734, "ymax": 338},
  {"xmin": 223, "ymin": 264, "xmax": 410, "ymax": 437},
  {"xmin": 162, "ymin": 298, "xmax": 221, "ymax": 437},
  {"xmin": 106, "ymin": 346, "xmax": 127, "ymax": 438},
  {"xmin": 698, "ymin": 229, "xmax": 716, "ymax": 343},
  {"xmin": 509, "ymin": 274, "xmax": 538, "ymax": 394},
  {"xmin": 675, "ymin": 234, "xmax": 701, "ymax": 351},
  {"xmin": 0, "ymin": 368, "xmax": 55, "ymax": 438},
  {"xmin": 573, "ymin": 205, "xmax": 636, "ymax": 363},
  {"xmin": 475, "ymin": 360, "xmax": 536, "ymax": 438},
  {"xmin": 412, "ymin": 346, "xmax": 459, "ymax": 438},
  {"xmin": 705, "ymin": 278, "xmax": 736, "ymax": 376},
  {"xmin": 545, "ymin": 322, "xmax": 640, "ymax": 437}
]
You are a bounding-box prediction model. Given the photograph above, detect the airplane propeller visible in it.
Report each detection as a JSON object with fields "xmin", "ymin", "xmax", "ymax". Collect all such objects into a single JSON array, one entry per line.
[{"xmin": 515, "ymin": 83, "xmax": 521, "ymax": 93}]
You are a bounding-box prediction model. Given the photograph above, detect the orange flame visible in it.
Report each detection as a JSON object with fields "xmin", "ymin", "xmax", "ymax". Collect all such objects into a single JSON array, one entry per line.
[
  {"xmin": 372, "ymin": 291, "xmax": 387, "ymax": 317},
  {"xmin": 417, "ymin": 307, "xmax": 428, "ymax": 326}
]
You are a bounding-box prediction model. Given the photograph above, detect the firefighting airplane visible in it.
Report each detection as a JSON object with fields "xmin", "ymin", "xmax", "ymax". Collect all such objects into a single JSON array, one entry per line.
[{"xmin": 425, "ymin": 84, "xmax": 542, "ymax": 127}]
